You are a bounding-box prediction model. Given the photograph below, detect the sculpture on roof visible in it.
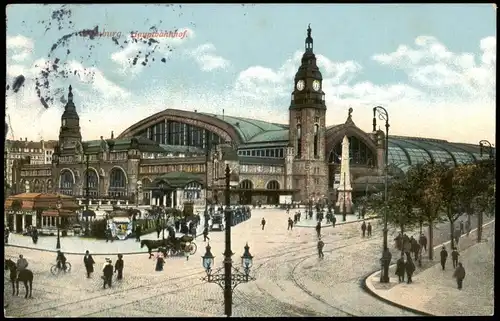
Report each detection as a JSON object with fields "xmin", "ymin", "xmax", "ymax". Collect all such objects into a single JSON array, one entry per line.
[{"xmin": 100, "ymin": 136, "xmax": 109, "ymax": 152}]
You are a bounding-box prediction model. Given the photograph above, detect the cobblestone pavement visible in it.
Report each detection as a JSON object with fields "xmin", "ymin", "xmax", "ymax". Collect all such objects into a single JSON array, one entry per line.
[
  {"xmin": 6, "ymin": 216, "xmax": 213, "ymax": 255},
  {"xmin": 365, "ymin": 220, "xmax": 494, "ymax": 316},
  {"xmin": 3, "ymin": 209, "xmax": 481, "ymax": 317}
]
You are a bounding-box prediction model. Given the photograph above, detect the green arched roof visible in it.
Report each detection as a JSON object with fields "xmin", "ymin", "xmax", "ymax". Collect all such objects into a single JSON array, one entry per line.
[
  {"xmin": 199, "ymin": 112, "xmax": 288, "ymax": 143},
  {"xmin": 388, "ymin": 136, "xmax": 495, "ymax": 173}
]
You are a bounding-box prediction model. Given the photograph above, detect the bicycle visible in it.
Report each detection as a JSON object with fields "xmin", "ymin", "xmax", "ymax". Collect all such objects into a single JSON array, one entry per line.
[{"xmin": 50, "ymin": 262, "xmax": 72, "ymax": 275}]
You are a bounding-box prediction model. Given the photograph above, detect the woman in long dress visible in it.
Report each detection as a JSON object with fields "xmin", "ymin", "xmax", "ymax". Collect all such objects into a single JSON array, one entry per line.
[{"xmin": 155, "ymin": 249, "xmax": 165, "ymax": 271}]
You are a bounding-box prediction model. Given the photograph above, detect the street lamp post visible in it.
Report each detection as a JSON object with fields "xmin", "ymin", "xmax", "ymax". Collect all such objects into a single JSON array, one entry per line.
[
  {"xmin": 55, "ymin": 196, "xmax": 62, "ymax": 249},
  {"xmin": 201, "ymin": 164, "xmax": 255, "ymax": 317},
  {"xmin": 373, "ymin": 106, "xmax": 390, "ymax": 284},
  {"xmin": 478, "ymin": 140, "xmax": 494, "ymax": 243}
]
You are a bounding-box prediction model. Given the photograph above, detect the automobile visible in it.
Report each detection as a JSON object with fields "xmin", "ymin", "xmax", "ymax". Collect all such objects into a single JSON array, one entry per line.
[
  {"xmin": 210, "ymin": 213, "xmax": 224, "ymax": 231},
  {"xmin": 72, "ymin": 224, "xmax": 83, "ymax": 235}
]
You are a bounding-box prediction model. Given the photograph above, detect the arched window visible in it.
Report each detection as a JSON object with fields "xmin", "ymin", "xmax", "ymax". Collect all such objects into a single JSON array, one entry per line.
[
  {"xmin": 59, "ymin": 170, "xmax": 74, "ymax": 196},
  {"xmin": 239, "ymin": 180, "xmax": 254, "ymax": 190},
  {"xmin": 184, "ymin": 181, "xmax": 202, "ymax": 200},
  {"xmin": 84, "ymin": 169, "xmax": 99, "ymax": 197},
  {"xmin": 297, "ymin": 125, "xmax": 302, "ymax": 158},
  {"xmin": 313, "ymin": 124, "xmax": 319, "ymax": 158},
  {"xmin": 40, "ymin": 180, "xmax": 46, "ymax": 193},
  {"xmin": 331, "ymin": 136, "xmax": 375, "ymax": 166},
  {"xmin": 108, "ymin": 167, "xmax": 127, "ymax": 197},
  {"xmin": 33, "ymin": 179, "xmax": 42, "ymax": 193},
  {"xmin": 46, "ymin": 179, "xmax": 53, "ymax": 193},
  {"xmin": 266, "ymin": 180, "xmax": 280, "ymax": 190}
]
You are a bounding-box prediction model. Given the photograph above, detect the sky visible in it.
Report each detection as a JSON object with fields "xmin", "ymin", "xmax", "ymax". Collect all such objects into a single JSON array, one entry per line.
[{"xmin": 5, "ymin": 4, "xmax": 496, "ymax": 144}]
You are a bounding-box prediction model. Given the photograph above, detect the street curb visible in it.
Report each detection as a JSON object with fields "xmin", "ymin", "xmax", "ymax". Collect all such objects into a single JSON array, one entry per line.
[
  {"xmin": 361, "ymin": 219, "xmax": 495, "ymax": 316},
  {"xmin": 359, "ymin": 272, "xmax": 434, "ymax": 316},
  {"xmin": 5, "ymin": 231, "xmax": 207, "ymax": 256},
  {"xmin": 294, "ymin": 216, "xmax": 379, "ymax": 228}
]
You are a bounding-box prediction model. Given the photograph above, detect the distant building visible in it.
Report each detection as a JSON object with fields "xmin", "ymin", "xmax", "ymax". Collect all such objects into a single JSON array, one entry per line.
[
  {"xmin": 4, "ymin": 138, "xmax": 57, "ymax": 189},
  {"xmin": 11, "ymin": 26, "xmax": 493, "ymax": 207}
]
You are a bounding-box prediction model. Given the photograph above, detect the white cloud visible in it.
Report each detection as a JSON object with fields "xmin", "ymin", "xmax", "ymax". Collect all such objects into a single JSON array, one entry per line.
[
  {"xmin": 186, "ymin": 43, "xmax": 230, "ymax": 72},
  {"xmin": 7, "ymin": 35, "xmax": 34, "ymax": 62},
  {"xmin": 5, "ymin": 34, "xmax": 495, "ymax": 145},
  {"xmin": 111, "ymin": 28, "xmax": 195, "ymax": 77}
]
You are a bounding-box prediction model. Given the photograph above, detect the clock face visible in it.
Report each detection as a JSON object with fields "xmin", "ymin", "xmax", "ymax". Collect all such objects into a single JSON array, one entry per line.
[
  {"xmin": 312, "ymin": 80, "xmax": 320, "ymax": 91},
  {"xmin": 296, "ymin": 80, "xmax": 305, "ymax": 91}
]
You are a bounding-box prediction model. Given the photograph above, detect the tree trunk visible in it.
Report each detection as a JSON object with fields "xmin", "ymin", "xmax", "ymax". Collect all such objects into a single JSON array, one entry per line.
[
  {"xmin": 449, "ymin": 220, "xmax": 455, "ymax": 250},
  {"xmin": 477, "ymin": 211, "xmax": 483, "ymax": 243},
  {"xmin": 428, "ymin": 219, "xmax": 434, "ymax": 260}
]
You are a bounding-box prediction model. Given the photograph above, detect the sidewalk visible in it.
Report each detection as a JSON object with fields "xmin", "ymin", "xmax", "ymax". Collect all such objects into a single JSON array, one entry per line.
[
  {"xmin": 5, "ymin": 216, "xmax": 210, "ymax": 255},
  {"xmin": 294, "ymin": 214, "xmax": 376, "ymax": 228},
  {"xmin": 364, "ymin": 220, "xmax": 495, "ymax": 316}
]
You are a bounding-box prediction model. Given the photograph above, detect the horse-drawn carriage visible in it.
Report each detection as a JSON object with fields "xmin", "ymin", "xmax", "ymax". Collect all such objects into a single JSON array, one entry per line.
[{"xmin": 141, "ymin": 234, "xmax": 197, "ymax": 258}]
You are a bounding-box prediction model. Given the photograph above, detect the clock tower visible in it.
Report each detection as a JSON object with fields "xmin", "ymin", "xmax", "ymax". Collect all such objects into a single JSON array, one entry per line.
[{"xmin": 289, "ymin": 25, "xmax": 328, "ymax": 202}]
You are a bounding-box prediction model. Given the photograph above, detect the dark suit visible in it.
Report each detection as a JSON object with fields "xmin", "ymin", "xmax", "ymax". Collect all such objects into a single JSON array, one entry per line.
[
  {"xmin": 103, "ymin": 264, "xmax": 113, "ymax": 288},
  {"xmin": 83, "ymin": 255, "xmax": 95, "ymax": 278},
  {"xmin": 114, "ymin": 259, "xmax": 124, "ymax": 280}
]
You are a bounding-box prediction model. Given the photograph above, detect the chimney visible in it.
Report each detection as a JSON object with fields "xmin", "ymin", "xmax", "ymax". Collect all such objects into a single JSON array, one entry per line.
[
  {"xmin": 111, "ymin": 131, "xmax": 114, "ymax": 139},
  {"xmin": 25, "ymin": 137, "xmax": 28, "ymax": 141}
]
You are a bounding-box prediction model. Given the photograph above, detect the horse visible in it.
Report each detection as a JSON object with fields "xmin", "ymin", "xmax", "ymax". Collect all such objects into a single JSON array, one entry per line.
[
  {"xmin": 4, "ymin": 259, "xmax": 33, "ymax": 298},
  {"xmin": 141, "ymin": 239, "xmax": 168, "ymax": 259}
]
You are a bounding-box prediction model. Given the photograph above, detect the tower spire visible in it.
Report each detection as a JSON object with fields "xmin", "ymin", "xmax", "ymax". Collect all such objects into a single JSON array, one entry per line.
[
  {"xmin": 68, "ymin": 85, "xmax": 73, "ymax": 103},
  {"xmin": 305, "ymin": 24, "xmax": 313, "ymax": 52}
]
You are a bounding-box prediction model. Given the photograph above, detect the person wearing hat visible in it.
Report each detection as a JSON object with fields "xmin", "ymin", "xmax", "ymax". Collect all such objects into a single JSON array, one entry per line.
[
  {"xmin": 102, "ymin": 258, "xmax": 114, "ymax": 289},
  {"xmin": 114, "ymin": 254, "xmax": 124, "ymax": 280},
  {"xmin": 83, "ymin": 250, "xmax": 95, "ymax": 278},
  {"xmin": 440, "ymin": 246, "xmax": 448, "ymax": 270},
  {"xmin": 317, "ymin": 238, "xmax": 325, "ymax": 259}
]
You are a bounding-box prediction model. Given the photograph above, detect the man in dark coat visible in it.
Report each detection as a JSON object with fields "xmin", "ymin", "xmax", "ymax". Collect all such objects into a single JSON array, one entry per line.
[
  {"xmin": 419, "ymin": 233, "xmax": 427, "ymax": 252},
  {"xmin": 367, "ymin": 222, "xmax": 372, "ymax": 237},
  {"xmin": 32, "ymin": 227, "xmax": 39, "ymax": 244},
  {"xmin": 331, "ymin": 214, "xmax": 336, "ymax": 228},
  {"xmin": 405, "ymin": 257, "xmax": 415, "ymax": 284},
  {"xmin": 317, "ymin": 238, "xmax": 325, "ymax": 259},
  {"xmin": 315, "ymin": 221, "xmax": 321, "ymax": 238},
  {"xmin": 135, "ymin": 225, "xmax": 142, "ymax": 242},
  {"xmin": 440, "ymin": 246, "xmax": 448, "ymax": 270},
  {"xmin": 451, "ymin": 248, "xmax": 460, "ymax": 268},
  {"xmin": 361, "ymin": 221, "xmax": 367, "ymax": 237},
  {"xmin": 396, "ymin": 256, "xmax": 405, "ymax": 283},
  {"xmin": 114, "ymin": 254, "xmax": 124, "ymax": 280},
  {"xmin": 102, "ymin": 258, "xmax": 114, "ymax": 289},
  {"xmin": 83, "ymin": 250, "xmax": 95, "ymax": 278},
  {"xmin": 261, "ymin": 218, "xmax": 266, "ymax": 230},
  {"xmin": 288, "ymin": 218, "xmax": 293, "ymax": 230},
  {"xmin": 156, "ymin": 224, "xmax": 162, "ymax": 239},
  {"xmin": 453, "ymin": 262, "xmax": 466, "ymax": 290}
]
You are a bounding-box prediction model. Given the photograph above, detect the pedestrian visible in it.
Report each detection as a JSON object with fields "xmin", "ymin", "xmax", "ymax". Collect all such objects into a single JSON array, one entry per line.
[
  {"xmin": 261, "ymin": 218, "xmax": 266, "ymax": 230},
  {"xmin": 83, "ymin": 250, "xmax": 95, "ymax": 278},
  {"xmin": 465, "ymin": 220, "xmax": 471, "ymax": 236},
  {"xmin": 405, "ymin": 257, "xmax": 415, "ymax": 284},
  {"xmin": 361, "ymin": 221, "xmax": 366, "ymax": 237},
  {"xmin": 451, "ymin": 248, "xmax": 460, "ymax": 268},
  {"xmin": 419, "ymin": 233, "xmax": 427, "ymax": 252},
  {"xmin": 367, "ymin": 222, "xmax": 372, "ymax": 237},
  {"xmin": 106, "ymin": 227, "xmax": 114, "ymax": 243},
  {"xmin": 4, "ymin": 227, "xmax": 10, "ymax": 244},
  {"xmin": 174, "ymin": 219, "xmax": 180, "ymax": 233},
  {"xmin": 155, "ymin": 250, "xmax": 165, "ymax": 271},
  {"xmin": 32, "ymin": 227, "xmax": 39, "ymax": 244},
  {"xmin": 190, "ymin": 223, "xmax": 197, "ymax": 240},
  {"xmin": 459, "ymin": 220, "xmax": 464, "ymax": 234},
  {"xmin": 156, "ymin": 223, "xmax": 162, "ymax": 239},
  {"xmin": 440, "ymin": 246, "xmax": 448, "ymax": 270},
  {"xmin": 454, "ymin": 229, "xmax": 461, "ymax": 247},
  {"xmin": 115, "ymin": 254, "xmax": 124, "ymax": 280},
  {"xmin": 203, "ymin": 226, "xmax": 210, "ymax": 242},
  {"xmin": 317, "ymin": 238, "xmax": 325, "ymax": 259},
  {"xmin": 331, "ymin": 214, "xmax": 336, "ymax": 228},
  {"xmin": 453, "ymin": 262, "xmax": 466, "ymax": 290},
  {"xmin": 315, "ymin": 221, "xmax": 322, "ymax": 238},
  {"xmin": 395, "ymin": 256, "xmax": 405, "ymax": 283},
  {"xmin": 135, "ymin": 225, "xmax": 142, "ymax": 242},
  {"xmin": 287, "ymin": 218, "xmax": 292, "ymax": 230},
  {"xmin": 102, "ymin": 258, "xmax": 113, "ymax": 289},
  {"xmin": 16, "ymin": 254, "xmax": 29, "ymax": 278}
]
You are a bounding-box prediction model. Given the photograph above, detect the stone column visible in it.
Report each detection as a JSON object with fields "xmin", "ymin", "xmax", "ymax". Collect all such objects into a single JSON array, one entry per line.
[
  {"xmin": 163, "ymin": 194, "xmax": 167, "ymax": 206},
  {"xmin": 21, "ymin": 214, "xmax": 25, "ymax": 230}
]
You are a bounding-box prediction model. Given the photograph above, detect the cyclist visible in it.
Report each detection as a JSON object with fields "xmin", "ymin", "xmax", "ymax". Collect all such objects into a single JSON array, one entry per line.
[{"xmin": 56, "ymin": 250, "xmax": 67, "ymax": 271}]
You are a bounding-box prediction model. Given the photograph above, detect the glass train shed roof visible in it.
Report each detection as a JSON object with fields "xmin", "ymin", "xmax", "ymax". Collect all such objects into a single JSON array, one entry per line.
[{"xmin": 388, "ymin": 136, "xmax": 494, "ymax": 172}]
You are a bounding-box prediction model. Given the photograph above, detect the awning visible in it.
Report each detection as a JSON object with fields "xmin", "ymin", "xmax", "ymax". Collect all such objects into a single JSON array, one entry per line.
[{"xmin": 42, "ymin": 209, "xmax": 77, "ymax": 217}]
